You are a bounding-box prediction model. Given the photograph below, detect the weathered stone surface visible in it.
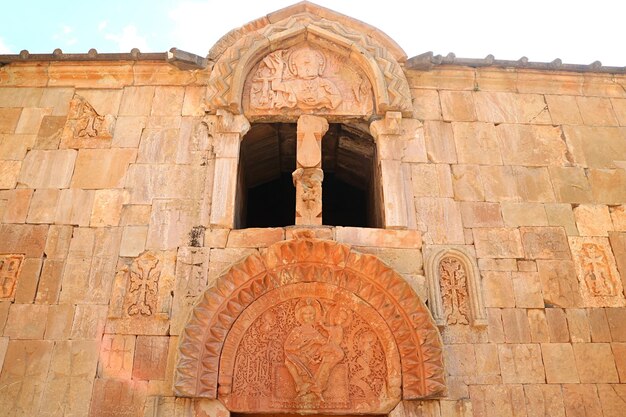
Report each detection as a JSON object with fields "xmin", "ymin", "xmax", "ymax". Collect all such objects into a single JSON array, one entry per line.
[
  {"xmin": 3, "ymin": 303, "xmax": 48, "ymax": 339},
  {"xmin": 13, "ymin": 257, "xmax": 42, "ymax": 303},
  {"xmin": 1, "ymin": 188, "xmax": 32, "ymax": 223},
  {"xmin": 452, "ymin": 122, "xmax": 502, "ymax": 165},
  {"xmin": 111, "ymin": 116, "xmax": 146, "ymax": 148},
  {"xmin": 546, "ymin": 94, "xmax": 583, "ymax": 125},
  {"xmin": 612, "ymin": 343, "xmax": 626, "ymax": 382},
  {"xmin": 469, "ymin": 384, "xmax": 527, "ymax": 417},
  {"xmin": 88, "ymin": 378, "xmax": 148, "ymax": 417},
  {"xmin": 606, "ymin": 308, "xmax": 626, "ymax": 342},
  {"xmin": 226, "ymin": 227, "xmax": 285, "ymax": 248},
  {"xmin": 44, "ymin": 303, "xmax": 74, "ymax": 339},
  {"xmin": 566, "ymin": 308, "xmax": 591, "ymax": 343},
  {"xmin": 562, "ymin": 384, "xmax": 603, "ymax": 417},
  {"xmin": 501, "ymin": 308, "xmax": 532, "ymax": 343},
  {"xmin": 573, "ymin": 204, "xmax": 613, "ymax": 236},
  {"xmin": 54, "ymin": 188, "xmax": 95, "ymax": 226},
  {"xmin": 38, "ymin": 87, "xmax": 74, "ymax": 116},
  {"xmin": 545, "ymin": 203, "xmax": 579, "ymax": 235},
  {"xmin": 474, "ymin": 91, "xmax": 551, "ymax": 124},
  {"xmin": 513, "ymin": 166, "xmax": 555, "ymax": 202},
  {"xmin": 119, "ymin": 225, "xmax": 148, "ymax": 257},
  {"xmin": 480, "ymin": 165, "xmax": 519, "ymax": 202},
  {"xmin": 90, "ymin": 189, "xmax": 130, "ymax": 227},
  {"xmin": 459, "ymin": 202, "xmax": 503, "ymax": 227},
  {"xmin": 132, "ymin": 335, "xmax": 169, "ymax": 380},
  {"xmin": 562, "ymin": 126, "xmax": 626, "ymax": 168},
  {"xmin": 18, "ymin": 149, "xmax": 77, "ymax": 188},
  {"xmin": 589, "ymin": 308, "xmax": 612, "ymax": 342},
  {"xmin": 414, "ymin": 197, "xmax": 464, "ymax": 244},
  {"xmin": 496, "ymin": 124, "xmax": 568, "ymax": 166},
  {"xmin": 537, "ymin": 260, "xmax": 582, "ymax": 307},
  {"xmin": 424, "ymin": 121, "xmax": 456, "ymax": 163},
  {"xmin": 597, "ymin": 384, "xmax": 626, "ymax": 417},
  {"xmin": 171, "ymin": 247, "xmax": 209, "ymax": 335},
  {"xmin": 411, "ymin": 89, "xmax": 442, "ymax": 120},
  {"xmin": 549, "ymin": 166, "xmax": 593, "ymax": 204},
  {"xmin": 98, "ymin": 334, "xmax": 136, "ymax": 379},
  {"xmin": 523, "ymin": 384, "xmax": 566, "ymax": 417},
  {"xmin": 146, "ymin": 199, "xmax": 200, "ymax": 250},
  {"xmin": 569, "ymin": 236, "xmax": 625, "ymax": 307},
  {"xmin": 0, "ymin": 160, "xmax": 21, "ymax": 189},
  {"xmin": 481, "ymin": 271, "xmax": 515, "ymax": 308},
  {"xmin": 126, "ymin": 164, "xmax": 205, "ymax": 204},
  {"xmin": 498, "ymin": 343, "xmax": 545, "ymax": 383},
  {"xmin": 0, "ymin": 224, "xmax": 47, "ymax": 257},
  {"xmin": 70, "ymin": 304, "xmax": 108, "ymax": 340},
  {"xmin": 0, "ymin": 108, "xmax": 22, "ymax": 133},
  {"xmin": 520, "ymin": 226, "xmax": 570, "ymax": 259},
  {"xmin": 119, "ymin": 86, "xmax": 155, "ymax": 116},
  {"xmin": 473, "ymin": 228, "xmax": 524, "ymax": 258},
  {"xmin": 0, "ymin": 133, "xmax": 36, "ymax": 159},
  {"xmin": 501, "ymin": 202, "xmax": 549, "ymax": 227},
  {"xmin": 336, "ymin": 227, "xmax": 422, "ymax": 249},
  {"xmin": 545, "ymin": 308, "xmax": 570, "ymax": 342},
  {"xmin": 576, "ymin": 96, "xmax": 618, "ymax": 126},
  {"xmin": 440, "ymin": 91, "xmax": 477, "ymax": 121},
  {"xmin": 71, "ymin": 148, "xmax": 137, "ymax": 189},
  {"xmin": 16, "ymin": 107, "xmax": 51, "ymax": 134},
  {"xmin": 26, "ymin": 188, "xmax": 60, "ymax": 223},
  {"xmin": 511, "ymin": 271, "xmax": 544, "ymax": 308},
  {"xmin": 541, "ymin": 343, "xmax": 579, "ymax": 383},
  {"xmin": 451, "ymin": 164, "xmax": 484, "ymax": 201},
  {"xmin": 527, "ymin": 309, "xmax": 550, "ymax": 342},
  {"xmin": 588, "ymin": 169, "xmax": 626, "ymax": 204},
  {"xmin": 573, "ymin": 343, "xmax": 619, "ymax": 383}
]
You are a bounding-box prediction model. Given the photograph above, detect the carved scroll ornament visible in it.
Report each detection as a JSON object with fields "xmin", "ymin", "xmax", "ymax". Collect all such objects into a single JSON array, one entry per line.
[{"xmin": 174, "ymin": 238, "xmax": 445, "ymax": 412}]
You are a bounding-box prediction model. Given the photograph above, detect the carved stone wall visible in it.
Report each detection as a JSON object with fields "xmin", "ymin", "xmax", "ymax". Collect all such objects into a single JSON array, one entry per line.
[{"xmin": 174, "ymin": 238, "xmax": 446, "ymax": 409}]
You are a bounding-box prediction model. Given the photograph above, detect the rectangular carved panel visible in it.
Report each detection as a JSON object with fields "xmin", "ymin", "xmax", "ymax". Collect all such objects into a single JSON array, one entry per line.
[{"xmin": 0, "ymin": 254, "xmax": 25, "ymax": 301}]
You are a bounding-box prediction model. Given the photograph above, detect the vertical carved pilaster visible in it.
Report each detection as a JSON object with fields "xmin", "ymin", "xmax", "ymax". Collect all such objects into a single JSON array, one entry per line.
[{"xmin": 293, "ymin": 115, "xmax": 328, "ymax": 225}]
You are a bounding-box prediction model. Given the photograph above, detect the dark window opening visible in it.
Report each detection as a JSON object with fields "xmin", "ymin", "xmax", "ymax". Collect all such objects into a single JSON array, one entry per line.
[{"xmin": 237, "ymin": 123, "xmax": 381, "ymax": 229}]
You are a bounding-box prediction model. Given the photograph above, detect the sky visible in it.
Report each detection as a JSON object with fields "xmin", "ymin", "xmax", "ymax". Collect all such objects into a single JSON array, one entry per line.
[{"xmin": 1, "ymin": 0, "xmax": 624, "ymax": 67}]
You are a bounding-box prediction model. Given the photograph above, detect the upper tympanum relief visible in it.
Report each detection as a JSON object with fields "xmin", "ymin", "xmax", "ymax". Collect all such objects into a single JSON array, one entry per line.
[{"xmin": 244, "ymin": 44, "xmax": 373, "ymax": 120}]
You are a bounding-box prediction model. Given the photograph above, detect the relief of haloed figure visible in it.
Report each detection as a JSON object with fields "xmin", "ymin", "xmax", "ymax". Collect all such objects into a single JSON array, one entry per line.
[{"xmin": 284, "ymin": 298, "xmax": 349, "ymax": 400}]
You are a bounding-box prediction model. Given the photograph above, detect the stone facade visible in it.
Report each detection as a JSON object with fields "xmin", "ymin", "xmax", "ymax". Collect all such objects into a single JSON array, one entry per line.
[{"xmin": 0, "ymin": 2, "xmax": 625, "ymax": 417}]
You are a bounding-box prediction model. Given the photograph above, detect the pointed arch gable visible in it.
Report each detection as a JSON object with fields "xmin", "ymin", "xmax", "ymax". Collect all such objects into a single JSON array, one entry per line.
[
  {"xmin": 174, "ymin": 238, "xmax": 445, "ymax": 405},
  {"xmin": 205, "ymin": 5, "xmax": 412, "ymax": 117}
]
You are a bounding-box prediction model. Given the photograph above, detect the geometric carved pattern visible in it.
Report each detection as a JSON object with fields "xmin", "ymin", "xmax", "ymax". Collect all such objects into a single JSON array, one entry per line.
[
  {"xmin": 174, "ymin": 238, "xmax": 445, "ymax": 407},
  {"xmin": 205, "ymin": 7, "xmax": 412, "ymax": 117},
  {"xmin": 425, "ymin": 246, "xmax": 488, "ymax": 327}
]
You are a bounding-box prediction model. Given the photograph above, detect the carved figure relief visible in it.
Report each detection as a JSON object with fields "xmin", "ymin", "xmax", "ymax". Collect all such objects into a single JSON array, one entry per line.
[
  {"xmin": 439, "ymin": 257, "xmax": 470, "ymax": 325},
  {"xmin": 0, "ymin": 254, "xmax": 24, "ymax": 300},
  {"xmin": 569, "ymin": 237, "xmax": 625, "ymax": 307},
  {"xmin": 425, "ymin": 246, "xmax": 487, "ymax": 327},
  {"xmin": 244, "ymin": 43, "xmax": 373, "ymax": 119},
  {"xmin": 124, "ymin": 252, "xmax": 161, "ymax": 316},
  {"xmin": 61, "ymin": 95, "xmax": 115, "ymax": 148}
]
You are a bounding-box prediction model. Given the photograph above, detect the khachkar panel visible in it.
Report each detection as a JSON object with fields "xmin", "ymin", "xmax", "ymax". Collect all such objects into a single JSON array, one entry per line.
[
  {"xmin": 61, "ymin": 95, "xmax": 115, "ymax": 148},
  {"xmin": 174, "ymin": 237, "xmax": 446, "ymax": 412},
  {"xmin": 243, "ymin": 44, "xmax": 373, "ymax": 120},
  {"xmin": 425, "ymin": 246, "xmax": 487, "ymax": 327},
  {"xmin": 0, "ymin": 254, "xmax": 25, "ymax": 301},
  {"xmin": 569, "ymin": 237, "xmax": 625, "ymax": 307},
  {"xmin": 219, "ymin": 284, "xmax": 400, "ymax": 414}
]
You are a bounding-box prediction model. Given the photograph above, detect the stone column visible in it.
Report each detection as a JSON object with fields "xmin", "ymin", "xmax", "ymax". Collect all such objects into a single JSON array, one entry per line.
[
  {"xmin": 207, "ymin": 109, "xmax": 250, "ymax": 228},
  {"xmin": 293, "ymin": 115, "xmax": 328, "ymax": 225},
  {"xmin": 370, "ymin": 111, "xmax": 409, "ymax": 229}
]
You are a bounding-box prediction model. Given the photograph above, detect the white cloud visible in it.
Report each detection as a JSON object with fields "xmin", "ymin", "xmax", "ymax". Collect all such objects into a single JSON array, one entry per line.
[
  {"xmin": 98, "ymin": 20, "xmax": 108, "ymax": 32},
  {"xmin": 105, "ymin": 25, "xmax": 149, "ymax": 52},
  {"xmin": 0, "ymin": 37, "xmax": 13, "ymax": 54},
  {"xmin": 63, "ymin": 25, "xmax": 73, "ymax": 34}
]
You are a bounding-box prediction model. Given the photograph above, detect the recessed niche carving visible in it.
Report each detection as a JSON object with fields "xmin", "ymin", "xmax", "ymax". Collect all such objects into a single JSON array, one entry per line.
[{"xmin": 243, "ymin": 43, "xmax": 373, "ymax": 120}]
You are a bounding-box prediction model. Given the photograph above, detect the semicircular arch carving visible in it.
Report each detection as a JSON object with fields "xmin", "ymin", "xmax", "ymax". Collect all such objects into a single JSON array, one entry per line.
[
  {"xmin": 206, "ymin": 8, "xmax": 412, "ymax": 118},
  {"xmin": 174, "ymin": 238, "xmax": 445, "ymax": 408}
]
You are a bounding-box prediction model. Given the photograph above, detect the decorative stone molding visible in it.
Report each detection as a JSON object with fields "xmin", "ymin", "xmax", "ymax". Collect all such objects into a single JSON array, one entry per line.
[
  {"xmin": 424, "ymin": 246, "xmax": 487, "ymax": 327},
  {"xmin": 174, "ymin": 238, "xmax": 445, "ymax": 408},
  {"xmin": 205, "ymin": 3, "xmax": 412, "ymax": 118}
]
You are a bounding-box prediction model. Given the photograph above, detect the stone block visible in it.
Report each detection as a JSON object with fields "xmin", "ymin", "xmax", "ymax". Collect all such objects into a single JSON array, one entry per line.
[
  {"xmin": 573, "ymin": 343, "xmax": 619, "ymax": 383},
  {"xmin": 26, "ymin": 188, "xmax": 60, "ymax": 223},
  {"xmin": 469, "ymin": 384, "xmax": 527, "ymax": 417},
  {"xmin": 120, "ymin": 204, "xmax": 151, "ymax": 226},
  {"xmin": 182, "ymin": 86, "xmax": 207, "ymax": 116},
  {"xmin": 589, "ymin": 308, "xmax": 612, "ymax": 342},
  {"xmin": 354, "ymin": 247, "xmax": 423, "ymax": 275},
  {"xmin": 474, "ymin": 91, "xmax": 551, "ymax": 124},
  {"xmin": 151, "ymin": 86, "xmax": 184, "ymax": 116},
  {"xmin": 511, "ymin": 271, "xmax": 544, "ymax": 308},
  {"xmin": 0, "ymin": 108, "xmax": 21, "ymax": 133},
  {"xmin": 98, "ymin": 334, "xmax": 136, "ymax": 379},
  {"xmin": 545, "ymin": 203, "xmax": 579, "ymax": 235},
  {"xmin": 475, "ymin": 68, "xmax": 518, "ymax": 92},
  {"xmin": 546, "ymin": 94, "xmax": 583, "ymax": 125},
  {"xmin": 517, "ymin": 260, "xmax": 537, "ymax": 271},
  {"xmin": 54, "ymin": 188, "xmax": 95, "ymax": 226},
  {"xmin": 1, "ymin": 188, "xmax": 32, "ymax": 223},
  {"xmin": 204, "ymin": 228, "xmax": 230, "ymax": 248},
  {"xmin": 573, "ymin": 204, "xmax": 613, "ymax": 236},
  {"xmin": 566, "ymin": 308, "xmax": 591, "ymax": 343},
  {"xmin": 147, "ymin": 199, "xmax": 200, "ymax": 250},
  {"xmin": 496, "ymin": 124, "xmax": 568, "ymax": 166},
  {"xmin": 563, "ymin": 125, "xmax": 626, "ymax": 169},
  {"xmin": 451, "ymin": 164, "xmax": 484, "ymax": 201},
  {"xmin": 15, "ymin": 107, "xmax": 51, "ymax": 134},
  {"xmin": 137, "ymin": 128, "xmax": 180, "ymax": 163},
  {"xmin": 542, "ymin": 343, "xmax": 579, "ymax": 383},
  {"xmin": 0, "ymin": 88, "xmax": 44, "ymax": 107},
  {"xmin": 126, "ymin": 164, "xmax": 205, "ymax": 204},
  {"xmin": 545, "ymin": 307, "xmax": 569, "ymax": 342},
  {"xmin": 76, "ymin": 88, "xmax": 122, "ymax": 115},
  {"xmin": 0, "ymin": 160, "xmax": 21, "ymax": 189},
  {"xmin": 0, "ymin": 133, "xmax": 36, "ymax": 159},
  {"xmin": 588, "ymin": 169, "xmax": 626, "ymax": 205},
  {"xmin": 0, "ymin": 224, "xmax": 47, "ymax": 257},
  {"xmin": 537, "ymin": 260, "xmax": 582, "ymax": 307},
  {"xmin": 576, "ymin": 96, "xmax": 618, "ymax": 126},
  {"xmin": 411, "ymin": 89, "xmax": 442, "ymax": 120},
  {"xmin": 424, "ymin": 121, "xmax": 456, "ymax": 163},
  {"xmin": 0, "ymin": 340, "xmax": 54, "ymax": 415},
  {"xmin": 523, "ymin": 384, "xmax": 566, "ymax": 417},
  {"xmin": 459, "ymin": 202, "xmax": 503, "ymax": 228},
  {"xmin": 35, "ymin": 259, "xmax": 65, "ymax": 304},
  {"xmin": 562, "ymin": 384, "xmax": 603, "ymax": 417},
  {"xmin": 440, "ymin": 90, "xmax": 476, "ymax": 121},
  {"xmin": 597, "ymin": 384, "xmax": 626, "ymax": 417},
  {"xmin": 612, "ymin": 343, "xmax": 626, "ymax": 382},
  {"xmin": 111, "ymin": 116, "xmax": 146, "ymax": 148},
  {"xmin": 549, "ymin": 166, "xmax": 593, "ymax": 203},
  {"xmin": 38, "ymin": 87, "xmax": 74, "ymax": 116},
  {"xmin": 609, "ymin": 232, "xmax": 626, "ymax": 290},
  {"xmin": 569, "ymin": 236, "xmax": 625, "ymax": 307},
  {"xmin": 13, "ymin": 257, "xmax": 42, "ymax": 303},
  {"xmin": 118, "ymin": 86, "xmax": 155, "ymax": 116},
  {"xmin": 410, "ymin": 163, "xmax": 452, "ymax": 197},
  {"xmin": 486, "ymin": 308, "xmax": 504, "ymax": 343},
  {"xmin": 527, "ymin": 309, "xmax": 550, "ymax": 342},
  {"xmin": 606, "ymin": 308, "xmax": 626, "ymax": 342},
  {"xmin": 44, "ymin": 224, "xmax": 73, "ymax": 259},
  {"xmin": 520, "ymin": 226, "xmax": 570, "ymax": 259},
  {"xmin": 71, "ymin": 304, "xmax": 108, "ymax": 340},
  {"xmin": 477, "ymin": 258, "xmax": 517, "ymax": 271},
  {"xmin": 3, "ymin": 303, "xmax": 48, "ymax": 339},
  {"xmin": 452, "ymin": 122, "xmax": 502, "ymax": 165},
  {"xmin": 44, "ymin": 303, "xmax": 74, "ymax": 339},
  {"xmin": 501, "ymin": 202, "xmax": 549, "ymax": 227},
  {"xmin": 0, "ymin": 337, "xmax": 7, "ymax": 371},
  {"xmin": 480, "ymin": 165, "xmax": 519, "ymax": 202},
  {"xmin": 88, "ymin": 378, "xmax": 147, "ymax": 417},
  {"xmin": 610, "ymin": 206, "xmax": 626, "ymax": 231},
  {"xmin": 501, "ymin": 308, "xmax": 532, "ymax": 343},
  {"xmin": 0, "ymin": 301, "xmax": 8, "ymax": 330},
  {"xmin": 335, "ymin": 227, "xmax": 422, "ymax": 249},
  {"xmin": 132, "ymin": 335, "xmax": 169, "ymax": 380},
  {"xmin": 414, "ymin": 197, "xmax": 464, "ymax": 244},
  {"xmin": 481, "ymin": 271, "xmax": 515, "ymax": 307},
  {"xmin": 71, "ymin": 148, "xmax": 137, "ymax": 189},
  {"xmin": 90, "ymin": 189, "xmax": 130, "ymax": 227},
  {"xmin": 497, "ymin": 343, "xmax": 545, "ymax": 383},
  {"xmin": 18, "ymin": 149, "xmax": 77, "ymax": 188},
  {"xmin": 612, "ymin": 98, "xmax": 626, "ymax": 126},
  {"xmin": 473, "ymin": 227, "xmax": 524, "ymax": 258},
  {"xmin": 513, "ymin": 166, "xmax": 555, "ymax": 202},
  {"xmin": 119, "ymin": 225, "xmax": 149, "ymax": 257}
]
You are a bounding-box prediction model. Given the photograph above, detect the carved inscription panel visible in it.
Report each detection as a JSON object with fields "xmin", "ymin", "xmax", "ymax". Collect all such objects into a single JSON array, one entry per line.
[
  {"xmin": 439, "ymin": 256, "xmax": 470, "ymax": 325},
  {"xmin": 0, "ymin": 254, "xmax": 24, "ymax": 301},
  {"xmin": 218, "ymin": 283, "xmax": 401, "ymax": 414},
  {"xmin": 243, "ymin": 43, "xmax": 374, "ymax": 119}
]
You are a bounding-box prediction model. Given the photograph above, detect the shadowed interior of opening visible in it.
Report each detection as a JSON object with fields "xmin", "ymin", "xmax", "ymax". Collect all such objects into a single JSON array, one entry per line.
[{"xmin": 236, "ymin": 123, "xmax": 381, "ymax": 229}]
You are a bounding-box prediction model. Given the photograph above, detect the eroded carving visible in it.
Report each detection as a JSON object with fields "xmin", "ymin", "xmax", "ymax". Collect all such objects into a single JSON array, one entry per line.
[
  {"xmin": 175, "ymin": 238, "xmax": 446, "ymax": 405},
  {"xmin": 0, "ymin": 254, "xmax": 24, "ymax": 300},
  {"xmin": 244, "ymin": 43, "xmax": 373, "ymax": 119},
  {"xmin": 439, "ymin": 257, "xmax": 470, "ymax": 326},
  {"xmin": 61, "ymin": 95, "xmax": 115, "ymax": 148}
]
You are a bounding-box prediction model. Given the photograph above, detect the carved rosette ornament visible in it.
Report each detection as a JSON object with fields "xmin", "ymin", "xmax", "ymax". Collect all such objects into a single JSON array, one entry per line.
[{"xmin": 175, "ymin": 238, "xmax": 446, "ymax": 414}]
